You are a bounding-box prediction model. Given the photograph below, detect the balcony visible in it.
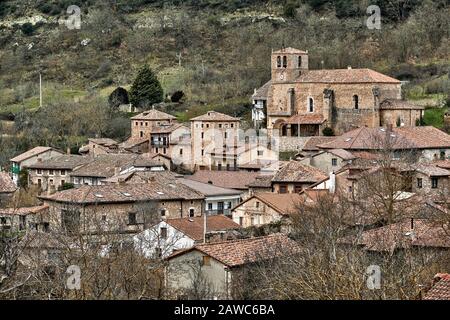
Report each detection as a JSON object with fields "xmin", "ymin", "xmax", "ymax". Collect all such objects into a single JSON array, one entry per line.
[
  {"xmin": 151, "ymin": 141, "xmax": 169, "ymax": 147},
  {"xmin": 205, "ymin": 209, "xmax": 231, "ymax": 216}
]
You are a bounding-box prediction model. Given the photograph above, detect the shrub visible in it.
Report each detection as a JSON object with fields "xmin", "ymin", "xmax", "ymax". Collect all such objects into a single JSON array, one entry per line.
[
  {"xmin": 322, "ymin": 127, "xmax": 334, "ymax": 136},
  {"xmin": 129, "ymin": 65, "xmax": 163, "ymax": 109},
  {"xmin": 20, "ymin": 23, "xmax": 34, "ymax": 36}
]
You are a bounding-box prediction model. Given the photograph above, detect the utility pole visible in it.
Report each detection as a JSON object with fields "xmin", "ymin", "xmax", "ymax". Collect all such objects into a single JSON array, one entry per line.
[{"xmin": 39, "ymin": 72, "xmax": 43, "ymax": 108}]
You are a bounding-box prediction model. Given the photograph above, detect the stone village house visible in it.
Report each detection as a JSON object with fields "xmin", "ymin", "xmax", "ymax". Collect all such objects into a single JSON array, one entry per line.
[{"xmin": 38, "ymin": 180, "xmax": 205, "ymax": 235}]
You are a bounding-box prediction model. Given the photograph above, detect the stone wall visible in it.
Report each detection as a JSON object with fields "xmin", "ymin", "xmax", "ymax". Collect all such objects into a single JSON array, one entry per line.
[{"xmin": 277, "ymin": 136, "xmax": 309, "ymax": 152}]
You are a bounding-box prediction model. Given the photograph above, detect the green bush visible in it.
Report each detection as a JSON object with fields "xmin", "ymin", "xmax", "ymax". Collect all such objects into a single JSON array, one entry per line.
[
  {"xmin": 129, "ymin": 65, "xmax": 164, "ymax": 109},
  {"xmin": 20, "ymin": 23, "xmax": 34, "ymax": 36},
  {"xmin": 322, "ymin": 127, "xmax": 334, "ymax": 136}
]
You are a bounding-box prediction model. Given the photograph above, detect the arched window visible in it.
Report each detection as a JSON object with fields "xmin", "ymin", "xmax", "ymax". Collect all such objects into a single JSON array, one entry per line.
[
  {"xmin": 277, "ymin": 56, "xmax": 281, "ymax": 68},
  {"xmin": 282, "ymin": 56, "xmax": 287, "ymax": 68},
  {"xmin": 308, "ymin": 97, "xmax": 314, "ymax": 112},
  {"xmin": 353, "ymin": 95, "xmax": 359, "ymax": 109},
  {"xmin": 298, "ymin": 55, "xmax": 302, "ymax": 68}
]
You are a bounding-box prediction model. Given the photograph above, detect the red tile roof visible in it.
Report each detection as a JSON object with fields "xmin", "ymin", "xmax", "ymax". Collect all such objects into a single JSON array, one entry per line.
[
  {"xmin": 423, "ymin": 274, "xmax": 450, "ymax": 300},
  {"xmin": 252, "ymin": 81, "xmax": 271, "ymax": 100},
  {"xmin": 273, "ymin": 47, "xmax": 308, "ymax": 55},
  {"xmin": 251, "ymin": 193, "xmax": 304, "ymax": 215},
  {"xmin": 166, "ymin": 216, "xmax": 241, "ymax": 242},
  {"xmin": 284, "ymin": 114, "xmax": 325, "ymax": 125},
  {"xmin": 318, "ymin": 126, "xmax": 450, "ymax": 150},
  {"xmin": 296, "ymin": 68, "xmax": 400, "ymax": 84},
  {"xmin": 272, "ymin": 161, "xmax": 327, "ymax": 183},
  {"xmin": 0, "ymin": 205, "xmax": 49, "ymax": 216},
  {"xmin": 186, "ymin": 171, "xmax": 260, "ymax": 190},
  {"xmin": 131, "ymin": 109, "xmax": 176, "ymax": 120},
  {"xmin": 190, "ymin": 111, "xmax": 239, "ymax": 122},
  {"xmin": 39, "ymin": 181, "xmax": 204, "ymax": 204},
  {"xmin": 10, "ymin": 146, "xmax": 62, "ymax": 163},
  {"xmin": 302, "ymin": 136, "xmax": 337, "ymax": 151},
  {"xmin": 0, "ymin": 172, "xmax": 16, "ymax": 194},
  {"xmin": 168, "ymin": 233, "xmax": 302, "ymax": 268}
]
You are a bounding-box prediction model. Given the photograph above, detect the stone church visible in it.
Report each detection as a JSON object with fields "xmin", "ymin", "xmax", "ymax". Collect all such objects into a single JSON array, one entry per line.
[{"xmin": 252, "ymin": 47, "xmax": 424, "ymax": 137}]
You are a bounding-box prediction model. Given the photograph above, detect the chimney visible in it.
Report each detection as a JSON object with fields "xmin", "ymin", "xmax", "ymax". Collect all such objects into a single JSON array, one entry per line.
[
  {"xmin": 347, "ymin": 66, "xmax": 352, "ymax": 69},
  {"xmin": 329, "ymin": 171, "xmax": 336, "ymax": 194},
  {"xmin": 118, "ymin": 177, "xmax": 126, "ymax": 185},
  {"xmin": 67, "ymin": 147, "xmax": 71, "ymax": 155},
  {"xmin": 114, "ymin": 166, "xmax": 121, "ymax": 176}
]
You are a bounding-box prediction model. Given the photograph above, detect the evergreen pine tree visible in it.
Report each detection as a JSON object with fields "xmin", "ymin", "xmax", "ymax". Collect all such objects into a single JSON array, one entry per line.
[{"xmin": 129, "ymin": 65, "xmax": 163, "ymax": 109}]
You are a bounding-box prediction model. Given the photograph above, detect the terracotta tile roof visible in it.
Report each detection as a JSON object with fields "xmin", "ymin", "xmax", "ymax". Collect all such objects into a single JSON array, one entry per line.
[
  {"xmin": 186, "ymin": 171, "xmax": 260, "ymax": 190},
  {"xmin": 302, "ymin": 136, "xmax": 337, "ymax": 151},
  {"xmin": 248, "ymin": 175, "xmax": 274, "ymax": 188},
  {"xmin": 166, "ymin": 216, "xmax": 241, "ymax": 242},
  {"xmin": 0, "ymin": 172, "xmax": 16, "ymax": 193},
  {"xmin": 103, "ymin": 171, "xmax": 179, "ymax": 184},
  {"xmin": 252, "ymin": 193, "xmax": 303, "ymax": 215},
  {"xmin": 70, "ymin": 154, "xmax": 163, "ymax": 178},
  {"xmin": 252, "ymin": 81, "xmax": 271, "ymax": 100},
  {"xmin": 296, "ymin": 68, "xmax": 400, "ymax": 84},
  {"xmin": 39, "ymin": 181, "xmax": 204, "ymax": 204},
  {"xmin": 130, "ymin": 109, "xmax": 176, "ymax": 120},
  {"xmin": 27, "ymin": 155, "xmax": 92, "ymax": 170},
  {"xmin": 284, "ymin": 114, "xmax": 325, "ymax": 125},
  {"xmin": 340, "ymin": 219, "xmax": 450, "ymax": 253},
  {"xmin": 433, "ymin": 160, "xmax": 450, "ymax": 170},
  {"xmin": 323, "ymin": 149, "xmax": 356, "ymax": 161},
  {"xmin": 10, "ymin": 146, "xmax": 61, "ymax": 163},
  {"xmin": 380, "ymin": 99, "xmax": 424, "ymax": 110},
  {"xmin": 150, "ymin": 123, "xmax": 186, "ymax": 134},
  {"xmin": 169, "ymin": 233, "xmax": 302, "ymax": 267},
  {"xmin": 0, "ymin": 205, "xmax": 49, "ymax": 216},
  {"xmin": 89, "ymin": 138, "xmax": 118, "ymax": 147},
  {"xmin": 273, "ymin": 47, "xmax": 308, "ymax": 54},
  {"xmin": 350, "ymin": 151, "xmax": 381, "ymax": 160},
  {"xmin": 414, "ymin": 163, "xmax": 450, "ymax": 177},
  {"xmin": 178, "ymin": 178, "xmax": 242, "ymax": 197},
  {"xmin": 272, "ymin": 161, "xmax": 327, "ymax": 183},
  {"xmin": 119, "ymin": 137, "xmax": 149, "ymax": 149},
  {"xmin": 423, "ymin": 274, "xmax": 450, "ymax": 300},
  {"xmin": 318, "ymin": 126, "xmax": 450, "ymax": 150},
  {"xmin": 190, "ymin": 111, "xmax": 239, "ymax": 122}
]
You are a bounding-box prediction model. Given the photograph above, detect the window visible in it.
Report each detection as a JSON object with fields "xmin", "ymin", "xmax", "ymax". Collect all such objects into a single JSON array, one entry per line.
[
  {"xmin": 160, "ymin": 209, "xmax": 166, "ymax": 217},
  {"xmin": 219, "ymin": 124, "xmax": 222, "ymax": 128},
  {"xmin": 417, "ymin": 178, "xmax": 423, "ymax": 189},
  {"xmin": 189, "ymin": 209, "xmax": 195, "ymax": 217},
  {"xmin": 231, "ymin": 123, "xmax": 234, "ymax": 128},
  {"xmin": 179, "ymin": 148, "xmax": 183, "ymax": 155},
  {"xmin": 431, "ymin": 177, "xmax": 438, "ymax": 189},
  {"xmin": 440, "ymin": 150, "xmax": 446, "ymax": 160},
  {"xmin": 49, "ymin": 179, "xmax": 54, "ymax": 185},
  {"xmin": 49, "ymin": 169, "xmax": 54, "ymax": 176},
  {"xmin": 154, "ymin": 247, "xmax": 162, "ymax": 258},
  {"xmin": 353, "ymin": 95, "xmax": 359, "ymax": 109},
  {"xmin": 239, "ymin": 217, "xmax": 243, "ymax": 226},
  {"xmin": 228, "ymin": 202, "xmax": 232, "ymax": 209},
  {"xmin": 61, "ymin": 170, "xmax": 66, "ymax": 176},
  {"xmin": 135, "ymin": 122, "xmax": 138, "ymax": 126},
  {"xmin": 332, "ymin": 158, "xmax": 338, "ymax": 166},
  {"xmin": 224, "ymin": 132, "xmax": 227, "ymax": 139},
  {"xmin": 257, "ymin": 150, "xmax": 264, "ymax": 156},
  {"xmin": 308, "ymin": 97, "xmax": 314, "ymax": 112},
  {"xmin": 201, "ymin": 149, "xmax": 204, "ymax": 156},
  {"xmin": 201, "ymin": 132, "xmax": 204, "ymax": 139},
  {"xmin": 294, "ymin": 185, "xmax": 302, "ymax": 193},
  {"xmin": 140, "ymin": 131, "xmax": 144, "ymax": 138},
  {"xmin": 160, "ymin": 227, "xmax": 167, "ymax": 239},
  {"xmin": 279, "ymin": 185, "xmax": 288, "ymax": 194},
  {"xmin": 208, "ymin": 203, "xmax": 213, "ymax": 211},
  {"xmin": 206, "ymin": 124, "xmax": 209, "ymax": 128},
  {"xmin": 61, "ymin": 180, "xmax": 65, "ymax": 186},
  {"xmin": 128, "ymin": 212, "xmax": 137, "ymax": 225},
  {"xmin": 202, "ymin": 256, "xmax": 211, "ymax": 266},
  {"xmin": 102, "ymin": 215, "xmax": 106, "ymax": 222},
  {"xmin": 140, "ymin": 122, "xmax": 143, "ymax": 126},
  {"xmin": 282, "ymin": 56, "xmax": 287, "ymax": 68},
  {"xmin": 277, "ymin": 56, "xmax": 281, "ymax": 68},
  {"xmin": 218, "ymin": 163, "xmax": 222, "ymax": 171},
  {"xmin": 298, "ymin": 55, "xmax": 302, "ymax": 68},
  {"xmin": 251, "ymin": 216, "xmax": 255, "ymax": 225},
  {"xmin": 348, "ymin": 186, "xmax": 353, "ymax": 193},
  {"xmin": 255, "ymin": 201, "xmax": 260, "ymax": 208},
  {"xmin": 163, "ymin": 148, "xmax": 167, "ymax": 154},
  {"xmin": 37, "ymin": 179, "xmax": 42, "ymax": 187},
  {"xmin": 37, "ymin": 169, "xmax": 42, "ymax": 175}
]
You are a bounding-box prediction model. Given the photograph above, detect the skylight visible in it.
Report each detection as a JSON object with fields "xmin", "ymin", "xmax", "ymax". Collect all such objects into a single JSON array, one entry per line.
[
  {"xmin": 156, "ymin": 191, "xmax": 164, "ymax": 195},
  {"xmin": 94, "ymin": 193, "xmax": 104, "ymax": 198}
]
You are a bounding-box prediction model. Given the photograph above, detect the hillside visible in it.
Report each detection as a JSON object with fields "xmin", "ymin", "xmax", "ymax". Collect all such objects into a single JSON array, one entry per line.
[{"xmin": 0, "ymin": 0, "xmax": 449, "ymax": 165}]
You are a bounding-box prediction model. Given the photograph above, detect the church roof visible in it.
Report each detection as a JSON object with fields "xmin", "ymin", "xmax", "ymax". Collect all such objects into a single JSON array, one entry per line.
[
  {"xmin": 284, "ymin": 114, "xmax": 325, "ymax": 125},
  {"xmin": 296, "ymin": 68, "xmax": 400, "ymax": 84}
]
